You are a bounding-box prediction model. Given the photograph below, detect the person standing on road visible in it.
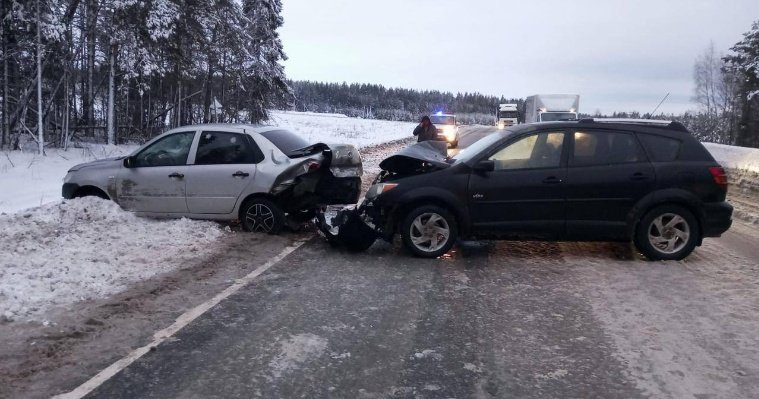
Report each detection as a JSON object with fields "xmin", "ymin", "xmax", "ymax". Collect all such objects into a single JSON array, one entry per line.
[{"xmin": 413, "ymin": 116, "xmax": 437, "ymax": 142}]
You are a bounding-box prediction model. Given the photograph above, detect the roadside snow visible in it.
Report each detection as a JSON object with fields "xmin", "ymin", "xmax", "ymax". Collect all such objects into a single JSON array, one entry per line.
[
  {"xmin": 0, "ymin": 197, "xmax": 224, "ymax": 322},
  {"xmin": 0, "ymin": 145, "xmax": 137, "ymax": 214},
  {"xmin": 268, "ymin": 110, "xmax": 416, "ymax": 148},
  {"xmin": 704, "ymin": 142, "xmax": 759, "ymax": 173}
]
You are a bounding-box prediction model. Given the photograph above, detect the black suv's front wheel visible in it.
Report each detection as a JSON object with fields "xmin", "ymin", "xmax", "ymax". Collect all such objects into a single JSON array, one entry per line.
[
  {"xmin": 401, "ymin": 205, "xmax": 458, "ymax": 258},
  {"xmin": 635, "ymin": 205, "xmax": 699, "ymax": 261}
]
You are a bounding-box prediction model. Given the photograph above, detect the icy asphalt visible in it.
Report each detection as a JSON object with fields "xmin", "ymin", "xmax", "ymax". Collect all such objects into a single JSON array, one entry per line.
[
  {"xmin": 84, "ymin": 239, "xmax": 644, "ymax": 399},
  {"xmin": 76, "ymin": 127, "xmax": 759, "ymax": 399}
]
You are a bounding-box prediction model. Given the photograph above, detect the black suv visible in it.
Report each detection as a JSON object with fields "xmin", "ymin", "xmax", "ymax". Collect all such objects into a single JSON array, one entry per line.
[{"xmin": 358, "ymin": 119, "xmax": 732, "ymax": 260}]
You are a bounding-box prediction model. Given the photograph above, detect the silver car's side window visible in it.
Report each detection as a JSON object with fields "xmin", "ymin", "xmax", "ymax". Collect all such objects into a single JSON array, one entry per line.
[
  {"xmin": 133, "ymin": 132, "xmax": 195, "ymax": 167},
  {"xmin": 194, "ymin": 131, "xmax": 264, "ymax": 165}
]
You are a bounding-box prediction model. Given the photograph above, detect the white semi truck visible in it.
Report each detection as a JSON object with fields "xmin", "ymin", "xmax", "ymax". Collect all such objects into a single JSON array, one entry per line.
[
  {"xmin": 496, "ymin": 103, "xmax": 519, "ymax": 129},
  {"xmin": 523, "ymin": 94, "xmax": 580, "ymax": 123}
]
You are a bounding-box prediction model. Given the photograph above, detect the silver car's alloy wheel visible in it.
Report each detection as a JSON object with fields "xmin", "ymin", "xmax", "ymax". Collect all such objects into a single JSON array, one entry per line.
[
  {"xmin": 246, "ymin": 203, "xmax": 275, "ymax": 233},
  {"xmin": 409, "ymin": 212, "xmax": 451, "ymax": 253},
  {"xmin": 647, "ymin": 213, "xmax": 690, "ymax": 254}
]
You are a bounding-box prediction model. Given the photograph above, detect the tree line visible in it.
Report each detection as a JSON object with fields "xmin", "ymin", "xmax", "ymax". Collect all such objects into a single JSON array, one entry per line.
[
  {"xmin": 1, "ymin": 0, "xmax": 290, "ymax": 152},
  {"xmin": 683, "ymin": 20, "xmax": 759, "ymax": 147},
  {"xmin": 289, "ymin": 80, "xmax": 522, "ymax": 126}
]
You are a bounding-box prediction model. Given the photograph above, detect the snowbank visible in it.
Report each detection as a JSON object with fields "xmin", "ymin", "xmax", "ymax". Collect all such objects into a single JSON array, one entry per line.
[
  {"xmin": 704, "ymin": 143, "xmax": 759, "ymax": 173},
  {"xmin": 268, "ymin": 110, "xmax": 416, "ymax": 148},
  {"xmin": 0, "ymin": 197, "xmax": 224, "ymax": 321},
  {"xmin": 0, "ymin": 145, "xmax": 137, "ymax": 214}
]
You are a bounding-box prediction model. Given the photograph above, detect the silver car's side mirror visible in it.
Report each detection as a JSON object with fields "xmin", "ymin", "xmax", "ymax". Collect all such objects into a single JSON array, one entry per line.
[{"xmin": 123, "ymin": 156, "xmax": 134, "ymax": 168}]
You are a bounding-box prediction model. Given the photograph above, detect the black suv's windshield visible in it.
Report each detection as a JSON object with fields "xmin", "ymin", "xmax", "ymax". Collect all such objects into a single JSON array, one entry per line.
[
  {"xmin": 450, "ymin": 131, "xmax": 510, "ymax": 163},
  {"xmin": 430, "ymin": 115, "xmax": 455, "ymax": 125},
  {"xmin": 259, "ymin": 129, "xmax": 311, "ymax": 158}
]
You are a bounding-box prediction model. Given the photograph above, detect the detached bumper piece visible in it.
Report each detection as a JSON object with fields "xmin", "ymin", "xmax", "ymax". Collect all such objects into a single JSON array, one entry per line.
[{"xmin": 317, "ymin": 207, "xmax": 377, "ymax": 252}]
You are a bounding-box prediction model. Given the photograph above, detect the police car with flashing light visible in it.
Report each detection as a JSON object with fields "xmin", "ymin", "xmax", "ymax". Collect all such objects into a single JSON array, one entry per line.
[{"xmin": 430, "ymin": 112, "xmax": 460, "ymax": 149}]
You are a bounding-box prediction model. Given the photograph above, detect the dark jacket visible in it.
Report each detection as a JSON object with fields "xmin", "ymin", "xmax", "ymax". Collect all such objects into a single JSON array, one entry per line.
[{"xmin": 413, "ymin": 123, "xmax": 437, "ymax": 142}]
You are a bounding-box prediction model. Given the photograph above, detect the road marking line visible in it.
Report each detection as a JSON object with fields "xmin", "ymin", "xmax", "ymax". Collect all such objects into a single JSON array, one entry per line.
[{"xmin": 53, "ymin": 239, "xmax": 308, "ymax": 399}]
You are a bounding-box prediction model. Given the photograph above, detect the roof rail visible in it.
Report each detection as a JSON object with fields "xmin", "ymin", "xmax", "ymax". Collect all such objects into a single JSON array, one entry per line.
[{"xmin": 577, "ymin": 118, "xmax": 689, "ymax": 132}]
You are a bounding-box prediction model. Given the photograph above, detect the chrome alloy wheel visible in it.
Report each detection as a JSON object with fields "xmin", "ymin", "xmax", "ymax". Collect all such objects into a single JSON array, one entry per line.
[
  {"xmin": 246, "ymin": 203, "xmax": 275, "ymax": 233},
  {"xmin": 647, "ymin": 213, "xmax": 691, "ymax": 254},
  {"xmin": 409, "ymin": 212, "xmax": 451, "ymax": 253}
]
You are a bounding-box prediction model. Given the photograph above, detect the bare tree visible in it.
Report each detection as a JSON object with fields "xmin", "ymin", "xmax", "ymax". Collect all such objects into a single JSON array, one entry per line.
[{"xmin": 36, "ymin": 0, "xmax": 44, "ymax": 155}]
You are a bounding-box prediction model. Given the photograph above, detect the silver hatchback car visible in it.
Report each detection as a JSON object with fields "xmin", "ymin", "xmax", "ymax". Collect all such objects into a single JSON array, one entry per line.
[{"xmin": 62, "ymin": 124, "xmax": 363, "ymax": 233}]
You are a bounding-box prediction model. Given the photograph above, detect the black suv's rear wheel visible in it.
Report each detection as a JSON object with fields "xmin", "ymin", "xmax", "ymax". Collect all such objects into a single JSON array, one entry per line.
[
  {"xmin": 241, "ymin": 198, "xmax": 285, "ymax": 234},
  {"xmin": 401, "ymin": 205, "xmax": 457, "ymax": 258},
  {"xmin": 635, "ymin": 205, "xmax": 699, "ymax": 260}
]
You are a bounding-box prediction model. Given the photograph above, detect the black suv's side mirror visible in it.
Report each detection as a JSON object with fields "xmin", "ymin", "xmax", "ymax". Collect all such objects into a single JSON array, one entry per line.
[
  {"xmin": 473, "ymin": 160, "xmax": 495, "ymax": 173},
  {"xmin": 123, "ymin": 156, "xmax": 135, "ymax": 168}
]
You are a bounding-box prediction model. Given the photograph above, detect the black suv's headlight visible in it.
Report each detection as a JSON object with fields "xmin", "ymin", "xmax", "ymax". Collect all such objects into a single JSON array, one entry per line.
[{"xmin": 365, "ymin": 183, "xmax": 398, "ymax": 200}]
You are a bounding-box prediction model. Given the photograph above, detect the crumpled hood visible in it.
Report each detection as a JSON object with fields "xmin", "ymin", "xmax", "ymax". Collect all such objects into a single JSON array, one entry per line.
[
  {"xmin": 379, "ymin": 141, "xmax": 450, "ymax": 174},
  {"xmin": 68, "ymin": 156, "xmax": 124, "ymax": 172}
]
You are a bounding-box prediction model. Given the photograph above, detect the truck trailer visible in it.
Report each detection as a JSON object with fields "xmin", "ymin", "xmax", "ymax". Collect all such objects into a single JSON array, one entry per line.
[{"xmin": 523, "ymin": 94, "xmax": 580, "ymax": 123}]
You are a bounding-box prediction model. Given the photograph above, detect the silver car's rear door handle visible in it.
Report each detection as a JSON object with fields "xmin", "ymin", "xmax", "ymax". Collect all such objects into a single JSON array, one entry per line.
[
  {"xmin": 168, "ymin": 172, "xmax": 184, "ymax": 179},
  {"xmin": 232, "ymin": 171, "xmax": 250, "ymax": 178}
]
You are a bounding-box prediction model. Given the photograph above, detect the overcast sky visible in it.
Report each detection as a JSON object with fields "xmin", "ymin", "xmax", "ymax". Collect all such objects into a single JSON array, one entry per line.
[{"xmin": 279, "ymin": 0, "xmax": 759, "ymax": 115}]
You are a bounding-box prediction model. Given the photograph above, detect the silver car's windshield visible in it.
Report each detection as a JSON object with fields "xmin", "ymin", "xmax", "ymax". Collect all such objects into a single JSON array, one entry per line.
[{"xmin": 450, "ymin": 131, "xmax": 510, "ymax": 164}]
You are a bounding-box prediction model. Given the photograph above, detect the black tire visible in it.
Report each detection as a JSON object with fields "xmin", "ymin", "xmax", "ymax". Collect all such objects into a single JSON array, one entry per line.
[
  {"xmin": 401, "ymin": 205, "xmax": 458, "ymax": 258},
  {"xmin": 449, "ymin": 140, "xmax": 458, "ymax": 149},
  {"xmin": 634, "ymin": 204, "xmax": 700, "ymax": 261},
  {"xmin": 240, "ymin": 198, "xmax": 285, "ymax": 234},
  {"xmin": 74, "ymin": 187, "xmax": 109, "ymax": 200}
]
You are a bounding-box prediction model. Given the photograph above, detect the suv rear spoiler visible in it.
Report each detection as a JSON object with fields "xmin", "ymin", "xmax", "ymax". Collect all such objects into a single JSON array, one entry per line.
[{"xmin": 578, "ymin": 118, "xmax": 689, "ymax": 132}]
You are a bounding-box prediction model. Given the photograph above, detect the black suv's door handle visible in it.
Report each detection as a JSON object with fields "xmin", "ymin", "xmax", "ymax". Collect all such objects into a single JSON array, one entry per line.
[
  {"xmin": 630, "ymin": 172, "xmax": 650, "ymax": 181},
  {"xmin": 232, "ymin": 171, "xmax": 250, "ymax": 178},
  {"xmin": 168, "ymin": 172, "xmax": 184, "ymax": 179},
  {"xmin": 542, "ymin": 176, "xmax": 562, "ymax": 184}
]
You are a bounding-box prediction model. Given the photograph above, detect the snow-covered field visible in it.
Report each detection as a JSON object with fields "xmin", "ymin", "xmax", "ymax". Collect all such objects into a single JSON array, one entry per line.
[
  {"xmin": 0, "ymin": 197, "xmax": 224, "ymax": 322},
  {"xmin": 267, "ymin": 110, "xmax": 416, "ymax": 147}
]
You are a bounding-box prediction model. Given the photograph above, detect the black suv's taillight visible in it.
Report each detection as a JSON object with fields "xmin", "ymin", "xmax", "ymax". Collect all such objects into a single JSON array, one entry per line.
[{"xmin": 709, "ymin": 166, "xmax": 728, "ymax": 191}]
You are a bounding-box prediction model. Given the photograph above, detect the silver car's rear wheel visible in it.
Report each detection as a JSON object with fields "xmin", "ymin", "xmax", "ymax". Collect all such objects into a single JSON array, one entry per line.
[{"xmin": 241, "ymin": 198, "xmax": 285, "ymax": 234}]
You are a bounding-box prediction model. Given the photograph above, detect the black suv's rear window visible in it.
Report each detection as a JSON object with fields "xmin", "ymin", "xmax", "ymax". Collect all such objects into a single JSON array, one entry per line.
[
  {"xmin": 259, "ymin": 129, "xmax": 310, "ymax": 158},
  {"xmin": 637, "ymin": 134, "xmax": 681, "ymax": 162}
]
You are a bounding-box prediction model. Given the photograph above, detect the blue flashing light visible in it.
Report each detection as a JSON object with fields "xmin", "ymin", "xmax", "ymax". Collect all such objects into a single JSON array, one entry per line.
[{"xmin": 436, "ymin": 111, "xmax": 443, "ymax": 116}]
